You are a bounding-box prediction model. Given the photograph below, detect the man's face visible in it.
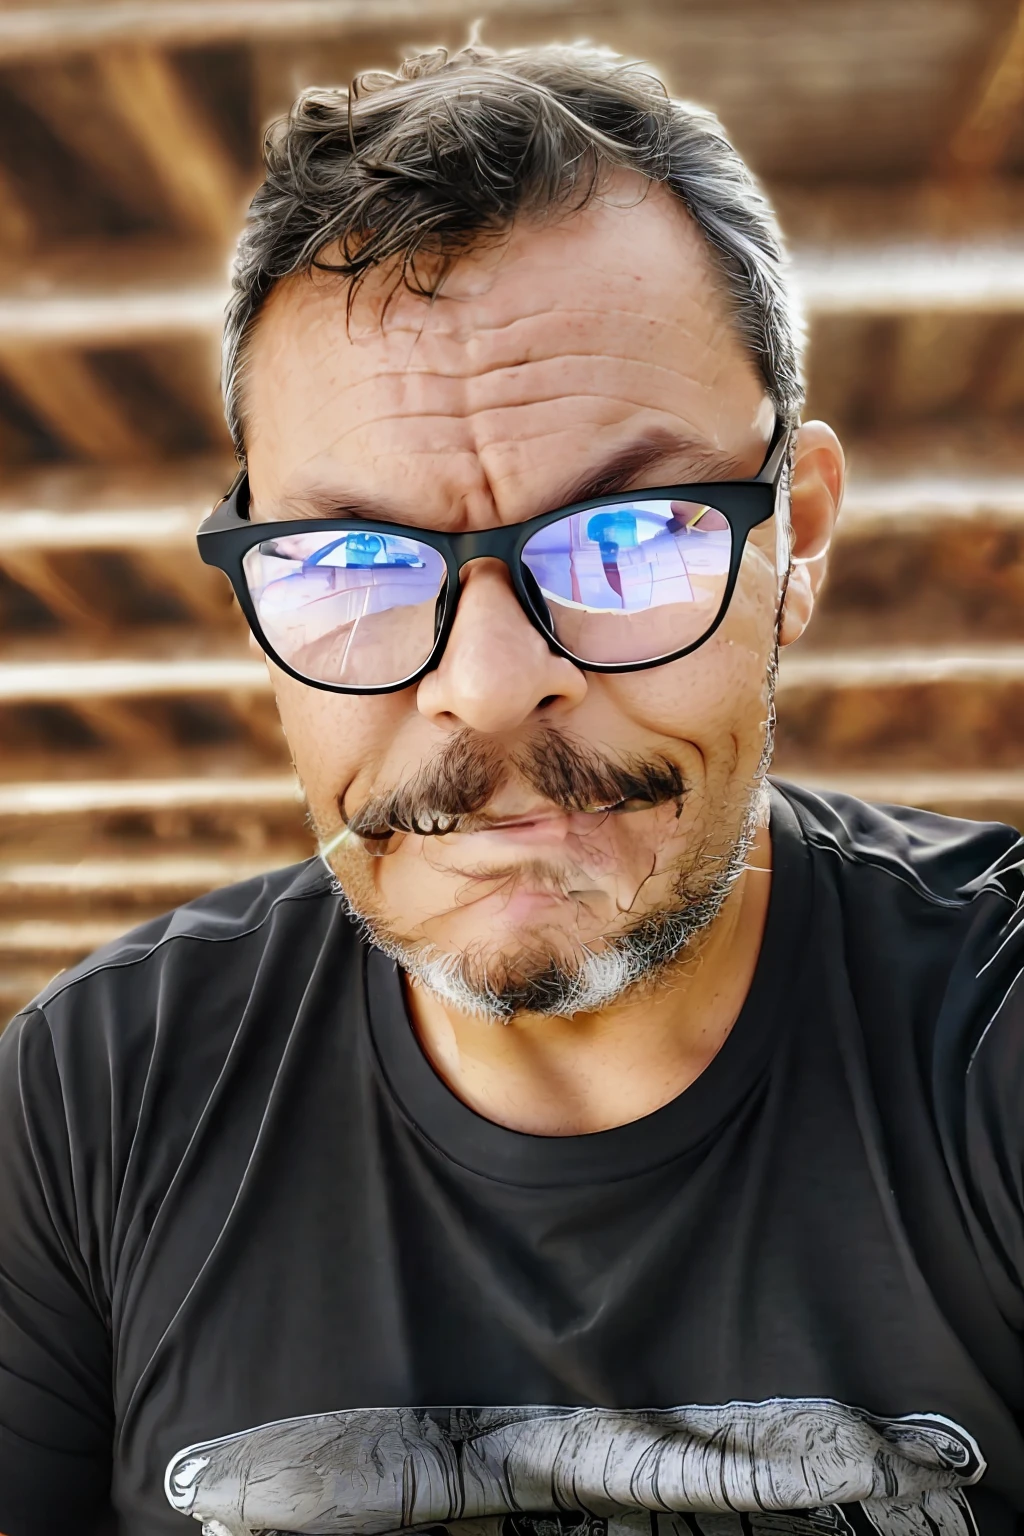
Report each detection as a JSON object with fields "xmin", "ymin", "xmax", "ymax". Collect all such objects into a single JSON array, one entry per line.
[{"xmin": 244, "ymin": 185, "xmax": 793, "ymax": 1015}]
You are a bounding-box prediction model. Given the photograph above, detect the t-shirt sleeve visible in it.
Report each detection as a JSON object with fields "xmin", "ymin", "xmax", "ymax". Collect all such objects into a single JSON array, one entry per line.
[
  {"xmin": 0, "ymin": 1007, "xmax": 113, "ymax": 1534},
  {"xmin": 961, "ymin": 912, "xmax": 1024, "ymax": 1330}
]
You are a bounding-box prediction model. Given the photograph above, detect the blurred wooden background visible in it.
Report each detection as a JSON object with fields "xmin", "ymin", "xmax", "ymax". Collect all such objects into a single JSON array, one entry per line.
[{"xmin": 1, "ymin": 0, "xmax": 1023, "ymax": 1016}]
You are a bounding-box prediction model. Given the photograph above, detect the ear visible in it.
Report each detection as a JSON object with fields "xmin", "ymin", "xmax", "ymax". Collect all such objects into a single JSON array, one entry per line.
[{"xmin": 778, "ymin": 420, "xmax": 845, "ymax": 647}]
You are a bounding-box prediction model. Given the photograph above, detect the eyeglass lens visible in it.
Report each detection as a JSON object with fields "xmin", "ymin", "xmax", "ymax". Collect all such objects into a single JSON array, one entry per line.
[{"xmin": 242, "ymin": 498, "xmax": 733, "ymax": 688}]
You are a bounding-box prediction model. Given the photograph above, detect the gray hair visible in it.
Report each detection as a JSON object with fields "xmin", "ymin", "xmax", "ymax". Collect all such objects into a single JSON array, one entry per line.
[{"xmin": 223, "ymin": 41, "xmax": 804, "ymax": 458}]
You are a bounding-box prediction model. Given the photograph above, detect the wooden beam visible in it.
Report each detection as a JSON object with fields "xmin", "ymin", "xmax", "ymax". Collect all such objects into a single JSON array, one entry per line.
[
  {"xmin": 793, "ymin": 243, "xmax": 1024, "ymax": 315},
  {"xmin": 0, "ymin": 346, "xmax": 149, "ymax": 459},
  {"xmin": 0, "ymin": 918, "xmax": 128, "ymax": 955},
  {"xmin": 778, "ymin": 645, "xmax": 1024, "ymax": 691},
  {"xmin": 837, "ymin": 474, "xmax": 1024, "ymax": 532},
  {"xmin": 95, "ymin": 46, "xmax": 245, "ymax": 246},
  {"xmin": 0, "ymin": 775, "xmax": 301, "ymax": 815},
  {"xmin": 0, "ymin": 281, "xmax": 225, "ymax": 346},
  {"xmin": 0, "ymin": 0, "xmax": 577, "ymax": 60},
  {"xmin": 0, "ymin": 656, "xmax": 268, "ymax": 702},
  {"xmin": 945, "ymin": 1, "xmax": 1024, "ymax": 177},
  {"xmin": 0, "ymin": 854, "xmax": 283, "ymax": 896},
  {"xmin": 0, "ymin": 506, "xmax": 201, "ymax": 548}
]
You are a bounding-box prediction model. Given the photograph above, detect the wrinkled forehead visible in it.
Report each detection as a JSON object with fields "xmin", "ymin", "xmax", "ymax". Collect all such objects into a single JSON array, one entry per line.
[{"xmin": 242, "ymin": 185, "xmax": 772, "ymax": 513}]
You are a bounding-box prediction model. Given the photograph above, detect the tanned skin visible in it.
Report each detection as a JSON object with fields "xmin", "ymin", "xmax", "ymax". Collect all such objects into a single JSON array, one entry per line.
[{"xmin": 242, "ymin": 179, "xmax": 845, "ymax": 1135}]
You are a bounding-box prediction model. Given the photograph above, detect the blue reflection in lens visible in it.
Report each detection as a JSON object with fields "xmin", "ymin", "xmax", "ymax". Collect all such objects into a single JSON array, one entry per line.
[
  {"xmin": 305, "ymin": 531, "xmax": 426, "ymax": 569},
  {"xmin": 522, "ymin": 500, "xmax": 730, "ymax": 616}
]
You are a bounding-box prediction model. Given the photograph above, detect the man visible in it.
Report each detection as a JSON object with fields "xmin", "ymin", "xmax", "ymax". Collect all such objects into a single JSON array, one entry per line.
[{"xmin": 0, "ymin": 39, "xmax": 1021, "ymax": 1536}]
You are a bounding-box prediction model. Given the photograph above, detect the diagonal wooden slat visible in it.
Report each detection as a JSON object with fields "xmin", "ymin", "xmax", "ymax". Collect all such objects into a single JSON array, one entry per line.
[
  {"xmin": 0, "ymin": 345, "xmax": 149, "ymax": 459},
  {"xmin": 945, "ymin": 0, "xmax": 1024, "ymax": 177},
  {"xmin": 0, "ymin": 549, "xmax": 117, "ymax": 629},
  {"xmin": 11, "ymin": 55, "xmax": 179, "ymax": 232},
  {"xmin": 95, "ymin": 46, "xmax": 246, "ymax": 245},
  {"xmin": 0, "ymin": 162, "xmax": 34, "ymax": 256}
]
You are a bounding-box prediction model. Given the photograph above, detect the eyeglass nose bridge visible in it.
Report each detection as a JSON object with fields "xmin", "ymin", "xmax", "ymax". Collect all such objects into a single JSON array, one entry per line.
[
  {"xmin": 437, "ymin": 525, "xmax": 553, "ymax": 638},
  {"xmin": 443, "ymin": 524, "xmax": 527, "ymax": 569}
]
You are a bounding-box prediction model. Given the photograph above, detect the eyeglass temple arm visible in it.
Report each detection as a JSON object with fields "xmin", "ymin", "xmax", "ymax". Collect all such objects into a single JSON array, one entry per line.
[{"xmin": 757, "ymin": 416, "xmax": 792, "ymax": 483}]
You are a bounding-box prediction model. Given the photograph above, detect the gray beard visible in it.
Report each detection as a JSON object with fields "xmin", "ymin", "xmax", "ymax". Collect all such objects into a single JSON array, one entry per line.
[
  {"xmin": 335, "ymin": 775, "xmax": 768, "ymax": 1021},
  {"xmin": 332, "ymin": 644, "xmax": 780, "ymax": 1022}
]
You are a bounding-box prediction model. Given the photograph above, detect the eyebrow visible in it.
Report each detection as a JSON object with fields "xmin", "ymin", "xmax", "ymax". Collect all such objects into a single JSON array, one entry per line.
[
  {"xmin": 270, "ymin": 429, "xmax": 746, "ymax": 525},
  {"xmin": 552, "ymin": 429, "xmax": 746, "ymax": 507}
]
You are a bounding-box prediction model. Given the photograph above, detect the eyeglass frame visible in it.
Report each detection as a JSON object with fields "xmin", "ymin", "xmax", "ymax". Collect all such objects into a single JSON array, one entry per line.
[{"xmin": 196, "ymin": 420, "xmax": 792, "ymax": 696}]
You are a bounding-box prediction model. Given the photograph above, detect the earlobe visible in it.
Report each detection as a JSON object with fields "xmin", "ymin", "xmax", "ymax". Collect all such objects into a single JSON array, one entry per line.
[{"xmin": 779, "ymin": 420, "xmax": 845, "ymax": 647}]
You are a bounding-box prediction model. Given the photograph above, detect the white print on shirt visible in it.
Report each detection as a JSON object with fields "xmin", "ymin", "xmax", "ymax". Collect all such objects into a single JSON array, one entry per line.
[{"xmin": 163, "ymin": 1399, "xmax": 984, "ymax": 1536}]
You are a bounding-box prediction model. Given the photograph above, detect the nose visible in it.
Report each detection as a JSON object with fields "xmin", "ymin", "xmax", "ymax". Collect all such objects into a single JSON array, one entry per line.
[{"xmin": 416, "ymin": 558, "xmax": 587, "ymax": 732}]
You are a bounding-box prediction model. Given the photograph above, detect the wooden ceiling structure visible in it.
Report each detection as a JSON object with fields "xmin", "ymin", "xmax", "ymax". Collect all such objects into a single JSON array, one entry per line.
[{"xmin": 1, "ymin": 0, "xmax": 1023, "ymax": 1014}]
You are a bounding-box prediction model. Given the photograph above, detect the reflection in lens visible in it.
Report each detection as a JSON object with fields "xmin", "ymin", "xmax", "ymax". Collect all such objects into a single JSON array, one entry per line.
[
  {"xmin": 521, "ymin": 500, "xmax": 732, "ymax": 665},
  {"xmin": 244, "ymin": 528, "xmax": 446, "ymax": 688}
]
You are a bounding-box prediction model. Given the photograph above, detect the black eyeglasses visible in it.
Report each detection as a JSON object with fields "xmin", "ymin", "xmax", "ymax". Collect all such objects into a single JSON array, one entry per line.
[{"xmin": 197, "ymin": 423, "xmax": 790, "ymax": 695}]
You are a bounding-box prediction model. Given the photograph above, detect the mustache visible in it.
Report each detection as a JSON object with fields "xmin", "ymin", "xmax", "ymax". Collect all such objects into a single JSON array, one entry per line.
[{"xmin": 339, "ymin": 729, "xmax": 687, "ymax": 844}]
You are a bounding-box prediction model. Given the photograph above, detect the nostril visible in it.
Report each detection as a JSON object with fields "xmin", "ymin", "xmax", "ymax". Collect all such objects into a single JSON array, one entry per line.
[{"xmin": 538, "ymin": 695, "xmax": 557, "ymax": 709}]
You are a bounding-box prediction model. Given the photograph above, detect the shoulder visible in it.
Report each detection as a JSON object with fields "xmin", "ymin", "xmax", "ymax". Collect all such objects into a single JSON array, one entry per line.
[
  {"xmin": 773, "ymin": 777, "xmax": 1024, "ymax": 1072},
  {"xmin": 6, "ymin": 857, "xmax": 359, "ymax": 1101},
  {"xmin": 774, "ymin": 778, "xmax": 1024, "ymax": 915},
  {"xmin": 35, "ymin": 855, "xmax": 343, "ymax": 1006}
]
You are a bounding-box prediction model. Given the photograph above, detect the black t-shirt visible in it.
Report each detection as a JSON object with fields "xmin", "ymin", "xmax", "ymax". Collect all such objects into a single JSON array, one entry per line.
[{"xmin": 2, "ymin": 782, "xmax": 1024, "ymax": 1536}]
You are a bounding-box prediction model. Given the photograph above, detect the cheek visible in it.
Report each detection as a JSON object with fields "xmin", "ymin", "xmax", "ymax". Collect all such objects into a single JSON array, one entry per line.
[
  {"xmin": 268, "ymin": 667, "xmax": 406, "ymax": 823},
  {"xmin": 599, "ymin": 546, "xmax": 779, "ymax": 758}
]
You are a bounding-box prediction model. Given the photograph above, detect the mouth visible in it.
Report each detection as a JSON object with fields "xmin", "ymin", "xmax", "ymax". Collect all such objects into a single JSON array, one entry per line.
[{"xmin": 333, "ymin": 733, "xmax": 688, "ymax": 853}]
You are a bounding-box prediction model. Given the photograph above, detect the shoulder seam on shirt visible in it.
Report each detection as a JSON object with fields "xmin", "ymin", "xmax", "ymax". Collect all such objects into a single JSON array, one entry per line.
[
  {"xmin": 799, "ymin": 826, "xmax": 1018, "ymax": 912},
  {"xmin": 35, "ymin": 877, "xmax": 338, "ymax": 1009}
]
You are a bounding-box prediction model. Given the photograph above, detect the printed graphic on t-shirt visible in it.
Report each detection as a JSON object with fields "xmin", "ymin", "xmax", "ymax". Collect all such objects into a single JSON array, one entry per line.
[{"xmin": 164, "ymin": 1399, "xmax": 984, "ymax": 1536}]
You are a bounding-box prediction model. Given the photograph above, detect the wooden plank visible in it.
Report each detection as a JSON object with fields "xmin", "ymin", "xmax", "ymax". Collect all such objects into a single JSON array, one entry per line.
[
  {"xmin": 0, "ymin": 506, "xmax": 201, "ymax": 548},
  {"xmin": 95, "ymin": 46, "xmax": 245, "ymax": 245},
  {"xmin": 778, "ymin": 645, "xmax": 1024, "ymax": 690},
  {"xmin": 0, "ymin": 774, "xmax": 301, "ymax": 815},
  {"xmin": 793, "ymin": 242, "xmax": 1024, "ymax": 315},
  {"xmin": 0, "ymin": 346, "xmax": 148, "ymax": 459},
  {"xmin": 0, "ymin": 854, "xmax": 287, "ymax": 895},
  {"xmin": 0, "ymin": 281, "xmax": 225, "ymax": 346},
  {"xmin": 945, "ymin": 1, "xmax": 1024, "ymax": 176},
  {"xmin": 0, "ymin": 0, "xmax": 579, "ymax": 59},
  {"xmin": 0, "ymin": 656, "xmax": 268, "ymax": 702},
  {"xmin": 0, "ymin": 918, "xmax": 129, "ymax": 953},
  {"xmin": 839, "ymin": 474, "xmax": 1024, "ymax": 528}
]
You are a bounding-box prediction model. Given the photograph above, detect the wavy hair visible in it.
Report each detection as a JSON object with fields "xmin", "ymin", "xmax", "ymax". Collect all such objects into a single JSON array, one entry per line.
[{"xmin": 222, "ymin": 41, "xmax": 804, "ymax": 457}]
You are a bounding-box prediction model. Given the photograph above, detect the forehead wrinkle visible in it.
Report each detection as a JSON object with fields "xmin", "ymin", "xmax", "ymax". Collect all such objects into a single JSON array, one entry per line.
[{"xmin": 379, "ymin": 303, "xmax": 732, "ymax": 369}]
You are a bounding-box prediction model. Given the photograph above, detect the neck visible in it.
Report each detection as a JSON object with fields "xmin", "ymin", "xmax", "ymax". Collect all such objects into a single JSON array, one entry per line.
[{"xmin": 402, "ymin": 818, "xmax": 773, "ymax": 1136}]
